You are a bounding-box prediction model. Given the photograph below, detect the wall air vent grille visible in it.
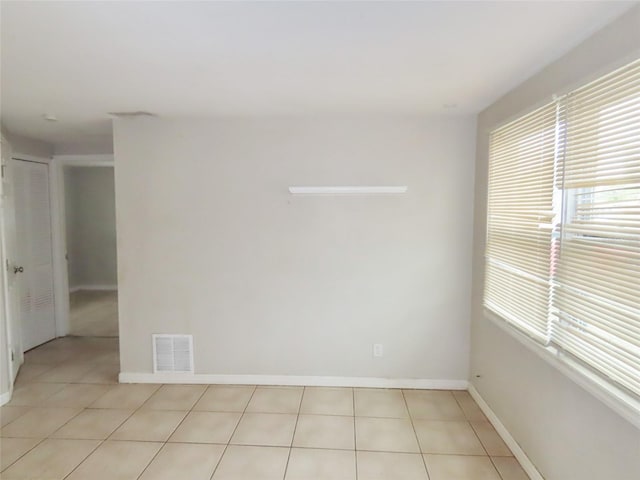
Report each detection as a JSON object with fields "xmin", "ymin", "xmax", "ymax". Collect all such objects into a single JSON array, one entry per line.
[{"xmin": 152, "ymin": 334, "xmax": 194, "ymax": 374}]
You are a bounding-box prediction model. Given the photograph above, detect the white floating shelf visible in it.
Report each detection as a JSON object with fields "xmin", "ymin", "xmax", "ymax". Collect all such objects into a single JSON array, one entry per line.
[{"xmin": 288, "ymin": 186, "xmax": 408, "ymax": 195}]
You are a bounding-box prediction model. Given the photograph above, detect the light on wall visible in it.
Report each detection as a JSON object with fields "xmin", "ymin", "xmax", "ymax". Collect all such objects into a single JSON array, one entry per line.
[{"xmin": 288, "ymin": 186, "xmax": 408, "ymax": 195}]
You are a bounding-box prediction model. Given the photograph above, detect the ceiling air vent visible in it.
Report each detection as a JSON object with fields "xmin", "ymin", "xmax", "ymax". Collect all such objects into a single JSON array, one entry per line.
[
  {"xmin": 152, "ymin": 334, "xmax": 194, "ymax": 374},
  {"xmin": 107, "ymin": 111, "xmax": 156, "ymax": 118}
]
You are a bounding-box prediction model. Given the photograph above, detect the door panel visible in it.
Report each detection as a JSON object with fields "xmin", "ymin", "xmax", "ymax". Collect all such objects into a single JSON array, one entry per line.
[
  {"xmin": 0, "ymin": 139, "xmax": 22, "ymax": 384},
  {"xmin": 11, "ymin": 159, "xmax": 56, "ymax": 351}
]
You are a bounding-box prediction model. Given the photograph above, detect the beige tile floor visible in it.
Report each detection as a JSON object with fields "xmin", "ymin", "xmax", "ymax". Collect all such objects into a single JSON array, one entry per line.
[
  {"xmin": 0, "ymin": 337, "xmax": 531, "ymax": 479},
  {"xmin": 69, "ymin": 290, "xmax": 119, "ymax": 337}
]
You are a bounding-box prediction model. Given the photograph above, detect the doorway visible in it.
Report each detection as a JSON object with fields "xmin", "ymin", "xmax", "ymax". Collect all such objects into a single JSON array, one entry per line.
[{"xmin": 64, "ymin": 166, "xmax": 118, "ymax": 337}]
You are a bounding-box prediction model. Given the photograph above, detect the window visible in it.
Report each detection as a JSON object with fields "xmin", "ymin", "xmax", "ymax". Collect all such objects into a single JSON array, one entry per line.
[
  {"xmin": 485, "ymin": 102, "xmax": 557, "ymax": 343},
  {"xmin": 485, "ymin": 59, "xmax": 640, "ymax": 401}
]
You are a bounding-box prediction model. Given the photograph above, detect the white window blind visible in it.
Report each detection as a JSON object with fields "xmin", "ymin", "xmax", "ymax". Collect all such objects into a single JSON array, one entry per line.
[
  {"xmin": 485, "ymin": 58, "xmax": 640, "ymax": 400},
  {"xmin": 552, "ymin": 60, "xmax": 640, "ymax": 397},
  {"xmin": 485, "ymin": 102, "xmax": 557, "ymax": 342}
]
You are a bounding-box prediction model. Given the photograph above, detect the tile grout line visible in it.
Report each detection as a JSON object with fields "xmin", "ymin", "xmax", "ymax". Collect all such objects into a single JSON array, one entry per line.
[
  {"xmin": 61, "ymin": 438, "xmax": 105, "ymax": 479},
  {"xmin": 35, "ymin": 401, "xmax": 86, "ymax": 439},
  {"xmin": 36, "ymin": 367, "xmax": 115, "ymax": 478},
  {"xmin": 59, "ymin": 370, "xmax": 143, "ymax": 479},
  {"xmin": 134, "ymin": 384, "xmax": 211, "ymax": 480},
  {"xmin": 6, "ymin": 382, "xmax": 69, "ymax": 408},
  {"xmin": 451, "ymin": 391, "xmax": 496, "ymax": 458},
  {"xmin": 125, "ymin": 383, "xmax": 163, "ymax": 411},
  {"xmin": 171, "ymin": 442, "xmax": 466, "ymax": 455},
  {"xmin": 0, "ymin": 405, "xmax": 34, "ymax": 429},
  {"xmin": 452, "ymin": 391, "xmax": 508, "ymax": 480},
  {"xmin": 49, "ymin": 388, "xmax": 119, "ymax": 480},
  {"xmin": 281, "ymin": 386, "xmax": 305, "ymax": 480},
  {"xmin": 353, "ymin": 387, "xmax": 358, "ymax": 480},
  {"xmin": 0, "ymin": 437, "xmax": 47, "ymax": 473},
  {"xmin": 488, "ymin": 456, "xmax": 509, "ymax": 480},
  {"xmin": 401, "ymin": 388, "xmax": 431, "ymax": 480},
  {"xmin": 208, "ymin": 384, "xmax": 258, "ymax": 480}
]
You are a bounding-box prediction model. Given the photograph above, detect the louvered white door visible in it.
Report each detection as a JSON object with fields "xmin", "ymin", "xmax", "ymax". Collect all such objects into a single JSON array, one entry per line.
[
  {"xmin": 11, "ymin": 159, "xmax": 56, "ymax": 351},
  {"xmin": 1, "ymin": 138, "xmax": 22, "ymax": 382}
]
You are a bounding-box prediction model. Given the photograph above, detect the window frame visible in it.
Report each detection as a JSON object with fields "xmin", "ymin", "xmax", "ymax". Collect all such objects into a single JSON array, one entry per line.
[{"xmin": 483, "ymin": 59, "xmax": 640, "ymax": 427}]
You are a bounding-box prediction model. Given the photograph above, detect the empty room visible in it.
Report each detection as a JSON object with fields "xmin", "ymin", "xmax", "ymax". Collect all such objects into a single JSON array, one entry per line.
[{"xmin": 0, "ymin": 2, "xmax": 638, "ymax": 480}]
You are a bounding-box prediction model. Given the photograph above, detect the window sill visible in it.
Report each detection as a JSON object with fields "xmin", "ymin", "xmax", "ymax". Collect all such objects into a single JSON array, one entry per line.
[{"xmin": 484, "ymin": 309, "xmax": 640, "ymax": 430}]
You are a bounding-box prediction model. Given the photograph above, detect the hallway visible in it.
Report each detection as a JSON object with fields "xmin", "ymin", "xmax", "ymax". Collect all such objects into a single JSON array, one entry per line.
[{"xmin": 69, "ymin": 290, "xmax": 118, "ymax": 337}]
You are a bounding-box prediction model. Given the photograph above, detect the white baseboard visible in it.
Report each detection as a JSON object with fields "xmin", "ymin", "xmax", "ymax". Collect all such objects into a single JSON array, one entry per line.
[
  {"xmin": 119, "ymin": 372, "xmax": 469, "ymax": 390},
  {"xmin": 0, "ymin": 389, "xmax": 12, "ymax": 406},
  {"xmin": 69, "ymin": 284, "xmax": 117, "ymax": 293},
  {"xmin": 468, "ymin": 385, "xmax": 544, "ymax": 480}
]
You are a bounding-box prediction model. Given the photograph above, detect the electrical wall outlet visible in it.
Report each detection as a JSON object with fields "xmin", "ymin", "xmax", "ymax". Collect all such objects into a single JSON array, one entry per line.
[{"xmin": 373, "ymin": 343, "xmax": 384, "ymax": 357}]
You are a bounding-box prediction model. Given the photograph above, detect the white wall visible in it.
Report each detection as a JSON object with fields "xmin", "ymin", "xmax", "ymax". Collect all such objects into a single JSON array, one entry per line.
[
  {"xmin": 114, "ymin": 116, "xmax": 476, "ymax": 382},
  {"xmin": 64, "ymin": 167, "xmax": 117, "ymax": 289},
  {"xmin": 470, "ymin": 6, "xmax": 640, "ymax": 480}
]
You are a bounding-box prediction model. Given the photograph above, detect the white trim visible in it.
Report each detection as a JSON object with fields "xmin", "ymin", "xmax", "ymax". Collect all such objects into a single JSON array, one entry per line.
[
  {"xmin": 55, "ymin": 154, "xmax": 114, "ymax": 167},
  {"xmin": 69, "ymin": 285, "xmax": 118, "ymax": 293},
  {"xmin": 11, "ymin": 154, "xmax": 52, "ymax": 164},
  {"xmin": 0, "ymin": 389, "xmax": 12, "ymax": 406},
  {"xmin": 468, "ymin": 385, "xmax": 544, "ymax": 480},
  {"xmin": 119, "ymin": 372, "xmax": 468, "ymax": 390},
  {"xmin": 49, "ymin": 158, "xmax": 69, "ymax": 337},
  {"xmin": 288, "ymin": 186, "xmax": 408, "ymax": 195}
]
